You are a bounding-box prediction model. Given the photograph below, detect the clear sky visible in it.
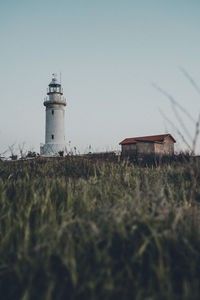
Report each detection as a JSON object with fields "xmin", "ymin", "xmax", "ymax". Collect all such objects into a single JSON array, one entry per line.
[{"xmin": 1, "ymin": 0, "xmax": 200, "ymax": 155}]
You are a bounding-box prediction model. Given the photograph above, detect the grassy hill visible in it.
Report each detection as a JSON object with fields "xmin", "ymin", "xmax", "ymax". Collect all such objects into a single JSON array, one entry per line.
[{"xmin": 0, "ymin": 157, "xmax": 200, "ymax": 300}]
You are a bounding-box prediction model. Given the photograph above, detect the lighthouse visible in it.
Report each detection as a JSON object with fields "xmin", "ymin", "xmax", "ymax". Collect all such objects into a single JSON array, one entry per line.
[{"xmin": 40, "ymin": 74, "xmax": 67, "ymax": 156}]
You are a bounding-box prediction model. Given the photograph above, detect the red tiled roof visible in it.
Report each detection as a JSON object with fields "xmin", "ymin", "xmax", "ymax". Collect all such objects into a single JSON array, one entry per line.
[{"xmin": 119, "ymin": 134, "xmax": 176, "ymax": 145}]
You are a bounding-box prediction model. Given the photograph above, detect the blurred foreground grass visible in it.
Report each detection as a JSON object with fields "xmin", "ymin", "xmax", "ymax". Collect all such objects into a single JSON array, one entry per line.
[{"xmin": 0, "ymin": 157, "xmax": 200, "ymax": 300}]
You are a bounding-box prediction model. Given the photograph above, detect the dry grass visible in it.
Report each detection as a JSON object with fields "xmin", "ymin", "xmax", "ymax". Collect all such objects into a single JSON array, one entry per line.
[{"xmin": 0, "ymin": 157, "xmax": 200, "ymax": 300}]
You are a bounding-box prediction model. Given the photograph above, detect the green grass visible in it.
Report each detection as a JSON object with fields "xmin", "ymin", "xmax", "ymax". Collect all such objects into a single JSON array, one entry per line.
[{"xmin": 0, "ymin": 157, "xmax": 200, "ymax": 300}]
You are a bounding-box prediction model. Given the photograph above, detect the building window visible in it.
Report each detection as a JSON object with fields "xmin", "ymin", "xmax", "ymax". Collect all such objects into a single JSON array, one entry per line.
[
  {"xmin": 52, "ymin": 110, "xmax": 54, "ymax": 115},
  {"xmin": 168, "ymin": 144, "xmax": 172, "ymax": 151},
  {"xmin": 51, "ymin": 134, "xmax": 54, "ymax": 140},
  {"xmin": 161, "ymin": 144, "xmax": 164, "ymax": 151}
]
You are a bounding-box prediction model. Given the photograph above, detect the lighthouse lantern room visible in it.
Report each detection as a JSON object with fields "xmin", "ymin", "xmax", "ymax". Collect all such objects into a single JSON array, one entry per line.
[{"xmin": 40, "ymin": 74, "xmax": 67, "ymax": 156}]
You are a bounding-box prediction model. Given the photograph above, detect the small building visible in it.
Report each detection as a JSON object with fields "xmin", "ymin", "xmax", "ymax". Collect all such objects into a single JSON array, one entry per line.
[{"xmin": 119, "ymin": 134, "xmax": 176, "ymax": 157}]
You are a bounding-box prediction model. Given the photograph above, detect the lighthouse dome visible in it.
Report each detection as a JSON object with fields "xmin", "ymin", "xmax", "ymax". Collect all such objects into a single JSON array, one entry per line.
[{"xmin": 49, "ymin": 75, "xmax": 60, "ymax": 87}]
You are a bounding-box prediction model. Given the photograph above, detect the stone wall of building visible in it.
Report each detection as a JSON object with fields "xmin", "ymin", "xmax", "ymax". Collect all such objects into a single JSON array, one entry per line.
[
  {"xmin": 154, "ymin": 136, "xmax": 174, "ymax": 155},
  {"xmin": 136, "ymin": 142, "xmax": 155, "ymax": 155},
  {"xmin": 121, "ymin": 144, "xmax": 137, "ymax": 156}
]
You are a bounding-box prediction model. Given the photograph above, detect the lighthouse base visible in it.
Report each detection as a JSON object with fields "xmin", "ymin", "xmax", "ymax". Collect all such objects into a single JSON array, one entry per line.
[{"xmin": 40, "ymin": 143, "xmax": 67, "ymax": 156}]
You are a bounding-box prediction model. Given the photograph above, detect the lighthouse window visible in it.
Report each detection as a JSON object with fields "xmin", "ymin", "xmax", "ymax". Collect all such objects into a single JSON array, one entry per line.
[
  {"xmin": 52, "ymin": 110, "xmax": 54, "ymax": 115},
  {"xmin": 51, "ymin": 134, "xmax": 54, "ymax": 140}
]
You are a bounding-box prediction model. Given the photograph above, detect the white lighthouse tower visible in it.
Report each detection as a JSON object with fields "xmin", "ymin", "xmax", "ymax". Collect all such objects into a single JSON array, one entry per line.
[{"xmin": 40, "ymin": 74, "xmax": 67, "ymax": 156}]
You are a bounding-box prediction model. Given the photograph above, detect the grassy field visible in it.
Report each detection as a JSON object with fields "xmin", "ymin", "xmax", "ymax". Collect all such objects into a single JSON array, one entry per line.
[{"xmin": 0, "ymin": 157, "xmax": 200, "ymax": 300}]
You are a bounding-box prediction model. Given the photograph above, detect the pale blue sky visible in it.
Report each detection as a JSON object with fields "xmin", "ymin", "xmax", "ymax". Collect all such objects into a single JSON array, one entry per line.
[{"xmin": 1, "ymin": 0, "xmax": 200, "ymax": 154}]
